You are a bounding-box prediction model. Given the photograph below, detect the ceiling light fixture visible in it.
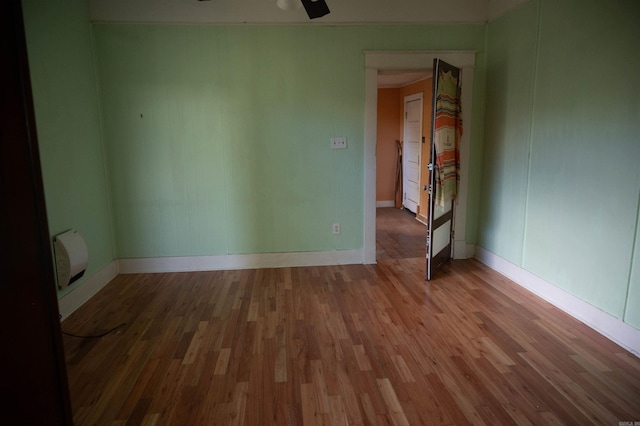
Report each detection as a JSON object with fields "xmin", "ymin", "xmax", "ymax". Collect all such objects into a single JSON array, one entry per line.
[{"xmin": 276, "ymin": 0, "xmax": 302, "ymax": 10}]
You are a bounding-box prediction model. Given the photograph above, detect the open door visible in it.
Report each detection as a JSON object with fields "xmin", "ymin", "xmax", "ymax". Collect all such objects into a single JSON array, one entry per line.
[
  {"xmin": 426, "ymin": 59, "xmax": 462, "ymax": 280},
  {"xmin": 1, "ymin": 0, "xmax": 73, "ymax": 422}
]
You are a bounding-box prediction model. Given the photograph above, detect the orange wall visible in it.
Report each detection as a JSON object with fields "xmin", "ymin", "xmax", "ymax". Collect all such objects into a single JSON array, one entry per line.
[{"xmin": 376, "ymin": 88, "xmax": 401, "ymax": 202}]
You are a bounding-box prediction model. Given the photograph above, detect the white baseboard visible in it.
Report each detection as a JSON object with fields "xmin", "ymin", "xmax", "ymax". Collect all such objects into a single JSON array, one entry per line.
[
  {"xmin": 475, "ymin": 246, "xmax": 640, "ymax": 357},
  {"xmin": 118, "ymin": 249, "xmax": 364, "ymax": 274},
  {"xmin": 376, "ymin": 200, "xmax": 395, "ymax": 208},
  {"xmin": 57, "ymin": 260, "xmax": 118, "ymax": 321}
]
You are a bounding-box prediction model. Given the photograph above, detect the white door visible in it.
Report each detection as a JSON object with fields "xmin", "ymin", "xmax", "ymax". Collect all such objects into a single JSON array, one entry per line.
[{"xmin": 402, "ymin": 93, "xmax": 423, "ymax": 214}]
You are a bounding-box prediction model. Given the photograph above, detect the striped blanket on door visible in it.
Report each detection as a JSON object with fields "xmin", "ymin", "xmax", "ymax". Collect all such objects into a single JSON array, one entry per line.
[{"xmin": 434, "ymin": 69, "xmax": 462, "ymax": 207}]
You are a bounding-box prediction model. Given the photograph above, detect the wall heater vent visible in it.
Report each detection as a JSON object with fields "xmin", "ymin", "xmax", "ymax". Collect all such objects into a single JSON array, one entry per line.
[{"xmin": 54, "ymin": 229, "xmax": 88, "ymax": 290}]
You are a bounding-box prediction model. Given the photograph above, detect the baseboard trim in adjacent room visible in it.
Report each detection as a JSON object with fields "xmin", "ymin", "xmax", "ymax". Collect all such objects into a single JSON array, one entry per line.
[
  {"xmin": 57, "ymin": 260, "xmax": 119, "ymax": 321},
  {"xmin": 475, "ymin": 246, "xmax": 640, "ymax": 357},
  {"xmin": 118, "ymin": 249, "xmax": 364, "ymax": 274}
]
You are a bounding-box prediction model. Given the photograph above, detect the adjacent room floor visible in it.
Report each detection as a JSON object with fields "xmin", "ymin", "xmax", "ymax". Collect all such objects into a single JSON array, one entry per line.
[{"xmin": 61, "ymin": 208, "xmax": 640, "ymax": 425}]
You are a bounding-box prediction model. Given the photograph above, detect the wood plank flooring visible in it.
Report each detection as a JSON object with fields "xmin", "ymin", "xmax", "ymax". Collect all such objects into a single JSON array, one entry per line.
[
  {"xmin": 61, "ymin": 209, "xmax": 640, "ymax": 425},
  {"xmin": 375, "ymin": 208, "xmax": 426, "ymax": 261}
]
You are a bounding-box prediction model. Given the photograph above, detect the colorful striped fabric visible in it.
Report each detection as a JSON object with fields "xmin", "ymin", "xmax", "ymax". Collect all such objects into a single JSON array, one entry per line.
[{"xmin": 434, "ymin": 69, "xmax": 463, "ymax": 207}]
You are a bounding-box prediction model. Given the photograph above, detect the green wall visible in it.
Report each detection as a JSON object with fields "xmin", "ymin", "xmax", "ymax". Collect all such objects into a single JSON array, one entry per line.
[
  {"xmin": 93, "ymin": 24, "xmax": 486, "ymax": 258},
  {"xmin": 22, "ymin": 0, "xmax": 115, "ymax": 297},
  {"xmin": 479, "ymin": 0, "xmax": 640, "ymax": 328},
  {"xmin": 478, "ymin": 1, "xmax": 538, "ymax": 265}
]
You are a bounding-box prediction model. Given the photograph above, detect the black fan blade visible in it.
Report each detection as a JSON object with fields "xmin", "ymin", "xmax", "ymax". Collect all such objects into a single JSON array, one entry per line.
[{"xmin": 301, "ymin": 0, "xmax": 330, "ymax": 19}]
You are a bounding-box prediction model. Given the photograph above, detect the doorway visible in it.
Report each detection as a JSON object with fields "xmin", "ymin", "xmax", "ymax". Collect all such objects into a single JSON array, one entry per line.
[
  {"xmin": 375, "ymin": 72, "xmax": 430, "ymax": 262},
  {"xmin": 363, "ymin": 51, "xmax": 476, "ymax": 265}
]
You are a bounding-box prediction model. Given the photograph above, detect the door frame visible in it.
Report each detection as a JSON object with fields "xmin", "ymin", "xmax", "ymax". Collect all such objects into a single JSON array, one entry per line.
[
  {"xmin": 363, "ymin": 51, "xmax": 476, "ymax": 264},
  {"xmin": 2, "ymin": 0, "xmax": 73, "ymax": 422}
]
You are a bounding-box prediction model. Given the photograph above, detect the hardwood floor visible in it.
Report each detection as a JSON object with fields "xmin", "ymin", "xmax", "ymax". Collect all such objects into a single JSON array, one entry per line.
[
  {"xmin": 376, "ymin": 208, "xmax": 426, "ymax": 262},
  {"xmin": 61, "ymin": 209, "xmax": 640, "ymax": 425}
]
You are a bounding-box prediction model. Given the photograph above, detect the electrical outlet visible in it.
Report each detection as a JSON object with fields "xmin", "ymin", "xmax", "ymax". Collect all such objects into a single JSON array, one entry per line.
[
  {"xmin": 331, "ymin": 137, "xmax": 347, "ymax": 149},
  {"xmin": 332, "ymin": 223, "xmax": 341, "ymax": 235}
]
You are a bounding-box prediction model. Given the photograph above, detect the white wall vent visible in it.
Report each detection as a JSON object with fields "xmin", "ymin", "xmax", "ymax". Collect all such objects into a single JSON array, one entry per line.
[{"xmin": 54, "ymin": 229, "xmax": 88, "ymax": 290}]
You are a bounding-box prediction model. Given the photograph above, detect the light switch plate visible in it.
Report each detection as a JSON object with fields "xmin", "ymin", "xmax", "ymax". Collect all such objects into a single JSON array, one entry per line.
[{"xmin": 331, "ymin": 137, "xmax": 347, "ymax": 149}]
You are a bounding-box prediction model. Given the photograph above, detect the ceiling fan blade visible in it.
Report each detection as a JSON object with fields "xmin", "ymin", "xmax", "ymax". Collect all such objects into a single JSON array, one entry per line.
[{"xmin": 301, "ymin": 0, "xmax": 330, "ymax": 19}]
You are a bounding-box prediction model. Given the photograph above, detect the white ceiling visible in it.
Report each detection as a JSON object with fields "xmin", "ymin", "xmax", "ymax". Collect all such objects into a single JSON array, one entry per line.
[{"xmin": 89, "ymin": 0, "xmax": 530, "ymax": 24}]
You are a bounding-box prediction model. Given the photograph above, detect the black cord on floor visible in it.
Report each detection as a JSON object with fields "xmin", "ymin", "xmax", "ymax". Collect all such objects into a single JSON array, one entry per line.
[{"xmin": 62, "ymin": 323, "xmax": 127, "ymax": 339}]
